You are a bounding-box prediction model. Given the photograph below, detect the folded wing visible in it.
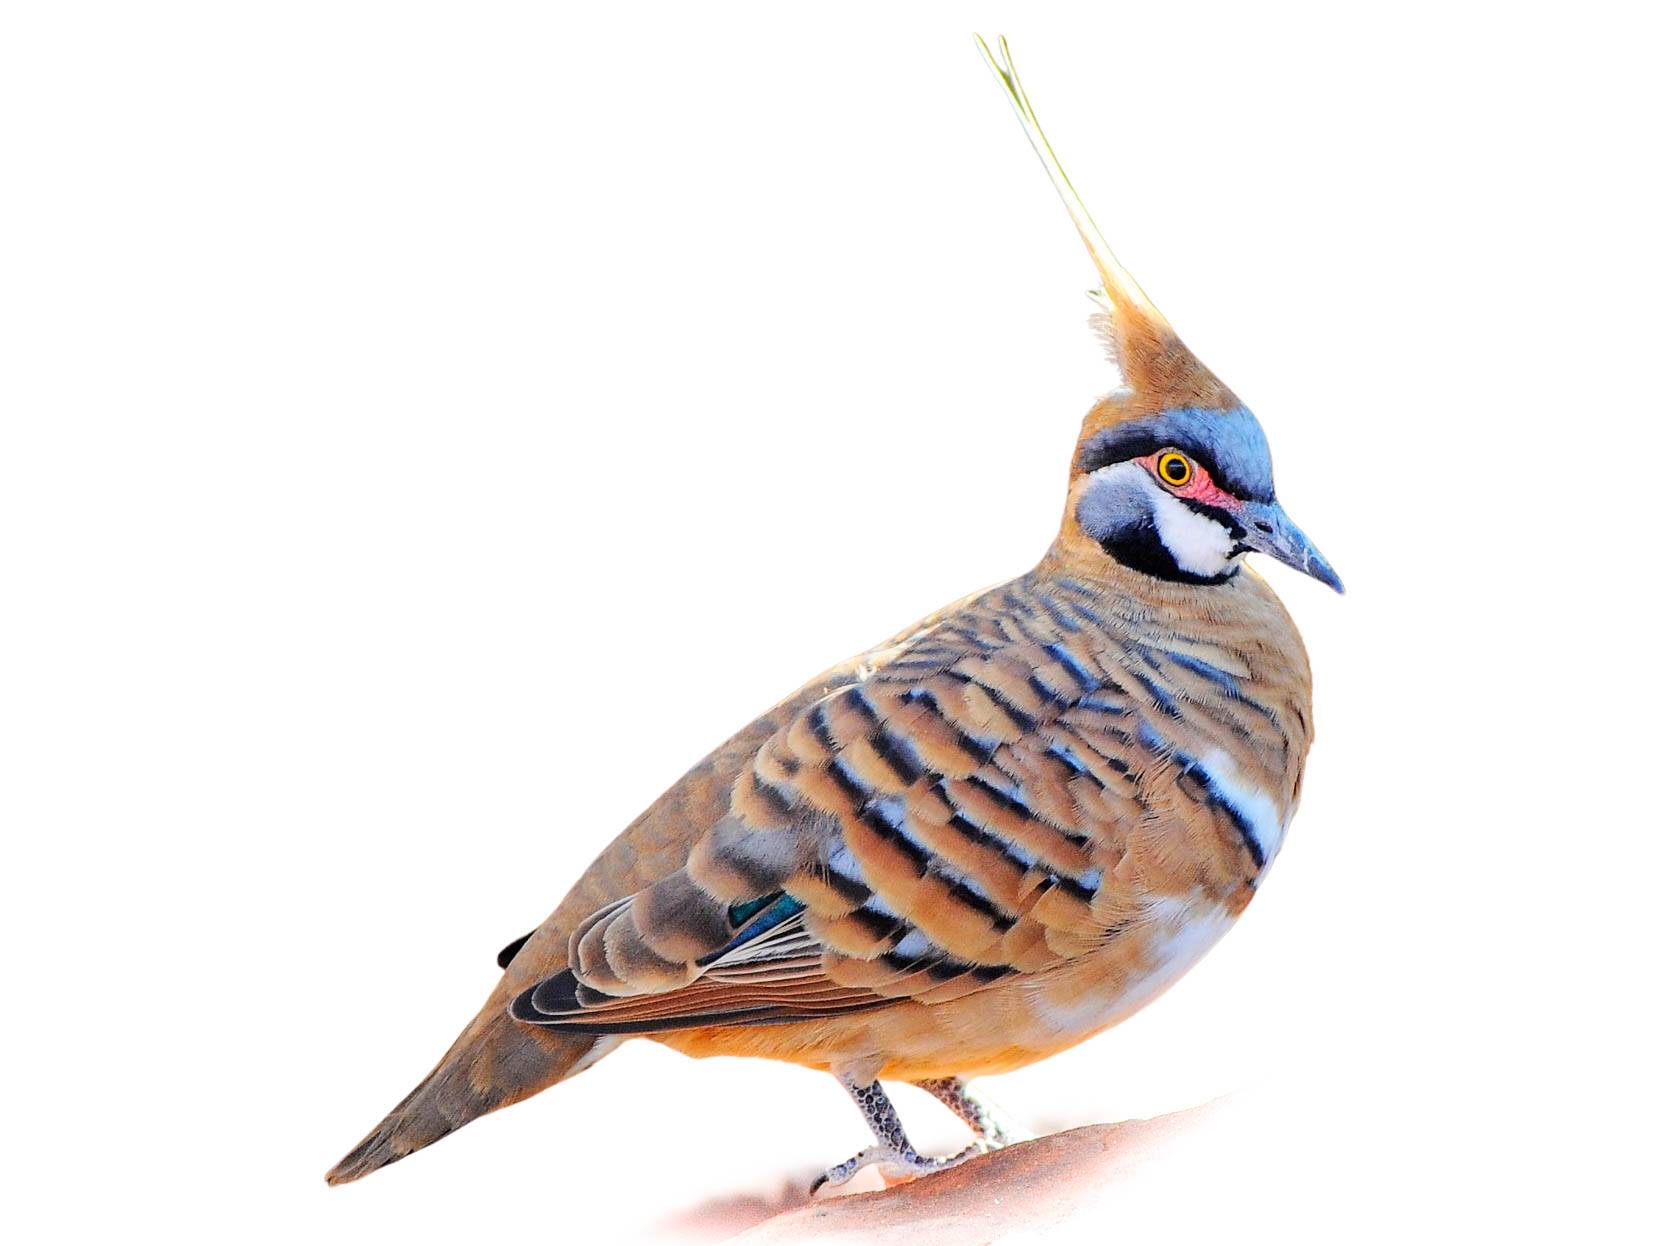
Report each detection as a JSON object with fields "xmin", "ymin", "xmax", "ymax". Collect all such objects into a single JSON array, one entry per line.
[{"xmin": 512, "ymin": 584, "xmax": 1180, "ymax": 1035}]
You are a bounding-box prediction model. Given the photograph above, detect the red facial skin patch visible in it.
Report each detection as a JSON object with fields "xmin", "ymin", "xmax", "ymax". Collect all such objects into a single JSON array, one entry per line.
[{"xmin": 1134, "ymin": 453, "xmax": 1243, "ymax": 513}]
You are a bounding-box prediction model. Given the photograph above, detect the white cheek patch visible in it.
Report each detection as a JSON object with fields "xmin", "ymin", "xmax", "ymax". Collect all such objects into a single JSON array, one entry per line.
[
  {"xmin": 1147, "ymin": 485, "xmax": 1237, "ymax": 578},
  {"xmin": 1080, "ymin": 462, "xmax": 1240, "ymax": 579}
]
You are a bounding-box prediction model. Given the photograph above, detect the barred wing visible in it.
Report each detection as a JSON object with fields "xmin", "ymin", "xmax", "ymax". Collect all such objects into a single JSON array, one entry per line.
[{"xmin": 511, "ymin": 580, "xmax": 1261, "ymax": 1033}]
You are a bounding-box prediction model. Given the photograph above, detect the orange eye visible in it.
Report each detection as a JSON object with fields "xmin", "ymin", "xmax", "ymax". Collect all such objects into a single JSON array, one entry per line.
[{"xmin": 1156, "ymin": 450, "xmax": 1193, "ymax": 487}]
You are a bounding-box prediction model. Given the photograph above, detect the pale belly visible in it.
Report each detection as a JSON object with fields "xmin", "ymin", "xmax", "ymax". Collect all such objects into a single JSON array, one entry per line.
[
  {"xmin": 654, "ymin": 892, "xmax": 1243, "ymax": 1081},
  {"xmin": 881, "ymin": 893, "xmax": 1243, "ymax": 1079},
  {"xmin": 1019, "ymin": 896, "xmax": 1239, "ymax": 1045}
]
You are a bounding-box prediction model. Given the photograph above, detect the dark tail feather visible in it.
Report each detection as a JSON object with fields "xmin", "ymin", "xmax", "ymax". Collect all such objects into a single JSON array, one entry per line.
[{"xmin": 326, "ymin": 984, "xmax": 601, "ymax": 1185}]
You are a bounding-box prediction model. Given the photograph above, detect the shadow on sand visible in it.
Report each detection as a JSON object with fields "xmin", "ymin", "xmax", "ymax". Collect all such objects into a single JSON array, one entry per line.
[{"xmin": 656, "ymin": 1102, "xmax": 1219, "ymax": 1244}]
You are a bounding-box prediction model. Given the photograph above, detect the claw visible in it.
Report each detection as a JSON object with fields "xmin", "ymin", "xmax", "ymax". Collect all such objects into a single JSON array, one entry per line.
[
  {"xmin": 814, "ymin": 1071, "xmax": 1017, "ymax": 1197},
  {"xmin": 811, "ymin": 1076, "xmax": 1003, "ymax": 1202},
  {"xmin": 809, "ymin": 1146, "xmax": 877, "ymax": 1195}
]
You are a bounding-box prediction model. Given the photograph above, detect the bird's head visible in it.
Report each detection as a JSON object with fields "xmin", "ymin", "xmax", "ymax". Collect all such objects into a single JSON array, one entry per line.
[
  {"xmin": 1065, "ymin": 402, "xmax": 1343, "ymax": 592},
  {"xmin": 977, "ymin": 37, "xmax": 1342, "ymax": 594}
]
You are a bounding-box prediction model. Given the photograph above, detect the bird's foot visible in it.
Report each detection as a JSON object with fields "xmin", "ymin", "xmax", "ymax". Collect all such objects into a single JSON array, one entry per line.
[
  {"xmin": 913, "ymin": 1076, "xmax": 1032, "ymax": 1148},
  {"xmin": 809, "ymin": 1140, "xmax": 981, "ymax": 1195},
  {"xmin": 811, "ymin": 1072, "xmax": 1007, "ymax": 1196}
]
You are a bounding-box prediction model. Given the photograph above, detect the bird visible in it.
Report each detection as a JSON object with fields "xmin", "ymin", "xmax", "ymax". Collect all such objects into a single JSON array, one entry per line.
[{"xmin": 326, "ymin": 35, "xmax": 1343, "ymax": 1194}]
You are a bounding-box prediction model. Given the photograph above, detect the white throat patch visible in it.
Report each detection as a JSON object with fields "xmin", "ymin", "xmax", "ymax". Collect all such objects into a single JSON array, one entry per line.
[
  {"xmin": 1084, "ymin": 462, "xmax": 1238, "ymax": 579},
  {"xmin": 1147, "ymin": 483, "xmax": 1237, "ymax": 578}
]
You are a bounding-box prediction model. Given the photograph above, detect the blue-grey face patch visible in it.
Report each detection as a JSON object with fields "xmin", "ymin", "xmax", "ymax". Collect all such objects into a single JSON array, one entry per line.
[
  {"xmin": 1078, "ymin": 406, "xmax": 1275, "ymax": 502},
  {"xmin": 1076, "ymin": 462, "xmax": 1158, "ymax": 545}
]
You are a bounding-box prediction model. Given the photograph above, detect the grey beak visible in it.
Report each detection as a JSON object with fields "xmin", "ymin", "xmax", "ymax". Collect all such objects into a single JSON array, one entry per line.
[{"xmin": 1237, "ymin": 500, "xmax": 1344, "ymax": 594}]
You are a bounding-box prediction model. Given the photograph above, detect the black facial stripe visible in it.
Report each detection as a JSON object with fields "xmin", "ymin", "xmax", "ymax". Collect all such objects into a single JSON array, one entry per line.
[
  {"xmin": 1097, "ymin": 516, "xmax": 1239, "ymax": 587},
  {"xmin": 1078, "ymin": 428, "xmax": 1267, "ymax": 503},
  {"xmin": 1183, "ymin": 498, "xmax": 1247, "ymax": 540},
  {"xmin": 1078, "ymin": 430, "xmax": 1168, "ymax": 474}
]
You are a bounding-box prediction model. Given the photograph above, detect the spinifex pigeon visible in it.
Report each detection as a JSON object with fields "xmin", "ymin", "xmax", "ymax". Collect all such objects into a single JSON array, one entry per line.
[{"xmin": 329, "ymin": 36, "xmax": 1342, "ymax": 1192}]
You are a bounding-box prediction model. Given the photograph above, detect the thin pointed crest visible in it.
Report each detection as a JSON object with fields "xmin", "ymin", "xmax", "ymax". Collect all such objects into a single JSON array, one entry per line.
[
  {"xmin": 974, "ymin": 36, "xmax": 1235, "ymax": 461},
  {"xmin": 974, "ymin": 35, "xmax": 1171, "ymax": 333}
]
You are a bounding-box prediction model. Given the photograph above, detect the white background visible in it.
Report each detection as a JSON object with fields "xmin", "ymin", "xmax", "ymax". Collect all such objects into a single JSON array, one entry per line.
[{"xmin": 4, "ymin": 4, "xmax": 1658, "ymax": 1242}]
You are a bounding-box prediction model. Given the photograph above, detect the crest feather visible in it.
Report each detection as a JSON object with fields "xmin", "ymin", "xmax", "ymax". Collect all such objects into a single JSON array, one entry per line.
[{"xmin": 975, "ymin": 35, "xmax": 1228, "ymax": 414}]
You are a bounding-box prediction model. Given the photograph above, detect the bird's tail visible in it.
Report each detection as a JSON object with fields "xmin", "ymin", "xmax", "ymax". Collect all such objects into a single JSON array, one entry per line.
[{"xmin": 326, "ymin": 980, "xmax": 605, "ymax": 1185}]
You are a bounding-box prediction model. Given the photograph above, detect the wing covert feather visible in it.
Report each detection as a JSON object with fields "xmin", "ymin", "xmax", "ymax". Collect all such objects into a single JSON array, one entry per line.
[{"xmin": 511, "ymin": 577, "xmax": 1252, "ymax": 1034}]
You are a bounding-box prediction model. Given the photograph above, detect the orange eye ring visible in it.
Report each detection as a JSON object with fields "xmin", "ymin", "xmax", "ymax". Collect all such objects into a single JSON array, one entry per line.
[{"xmin": 1156, "ymin": 450, "xmax": 1193, "ymax": 487}]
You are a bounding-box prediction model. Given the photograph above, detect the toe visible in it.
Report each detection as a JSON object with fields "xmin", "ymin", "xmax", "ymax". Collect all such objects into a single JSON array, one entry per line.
[{"xmin": 811, "ymin": 1146, "xmax": 879, "ymax": 1196}]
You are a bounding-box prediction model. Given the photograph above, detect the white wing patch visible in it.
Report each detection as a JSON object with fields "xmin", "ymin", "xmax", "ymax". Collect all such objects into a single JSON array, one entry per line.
[{"xmin": 1198, "ymin": 748, "xmax": 1289, "ymax": 868}]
